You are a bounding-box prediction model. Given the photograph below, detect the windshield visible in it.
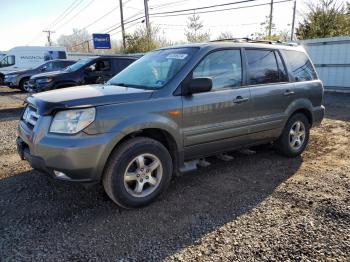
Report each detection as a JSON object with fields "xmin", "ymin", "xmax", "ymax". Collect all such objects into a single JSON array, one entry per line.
[
  {"xmin": 65, "ymin": 58, "xmax": 94, "ymax": 72},
  {"xmin": 108, "ymin": 47, "xmax": 198, "ymax": 89}
]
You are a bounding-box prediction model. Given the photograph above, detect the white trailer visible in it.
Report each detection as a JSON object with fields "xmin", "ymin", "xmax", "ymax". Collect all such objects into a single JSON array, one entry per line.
[
  {"xmin": 300, "ymin": 36, "xmax": 350, "ymax": 92},
  {"xmin": 0, "ymin": 46, "xmax": 67, "ymax": 75}
]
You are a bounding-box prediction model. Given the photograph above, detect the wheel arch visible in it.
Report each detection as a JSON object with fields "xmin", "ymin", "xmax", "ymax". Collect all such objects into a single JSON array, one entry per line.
[
  {"xmin": 101, "ymin": 127, "xmax": 183, "ymax": 180},
  {"xmin": 284, "ymin": 98, "xmax": 314, "ymax": 127}
]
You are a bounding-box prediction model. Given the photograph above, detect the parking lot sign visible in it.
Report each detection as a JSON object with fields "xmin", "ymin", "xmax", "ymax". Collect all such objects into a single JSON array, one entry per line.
[{"xmin": 92, "ymin": 34, "xmax": 111, "ymax": 49}]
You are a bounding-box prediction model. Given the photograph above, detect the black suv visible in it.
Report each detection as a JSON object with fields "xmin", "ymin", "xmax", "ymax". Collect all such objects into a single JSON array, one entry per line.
[
  {"xmin": 27, "ymin": 55, "xmax": 139, "ymax": 92},
  {"xmin": 3, "ymin": 59, "xmax": 75, "ymax": 91}
]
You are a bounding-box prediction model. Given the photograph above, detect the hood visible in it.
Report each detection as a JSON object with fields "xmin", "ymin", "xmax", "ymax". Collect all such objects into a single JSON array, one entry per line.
[
  {"xmin": 5, "ymin": 69, "xmax": 29, "ymax": 75},
  {"xmin": 31, "ymin": 70, "xmax": 66, "ymax": 79},
  {"xmin": 27, "ymin": 84, "xmax": 153, "ymax": 115}
]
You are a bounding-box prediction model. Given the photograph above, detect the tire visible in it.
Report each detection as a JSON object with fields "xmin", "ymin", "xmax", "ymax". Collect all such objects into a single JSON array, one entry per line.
[
  {"xmin": 274, "ymin": 113, "xmax": 310, "ymax": 157},
  {"xmin": 19, "ymin": 78, "xmax": 30, "ymax": 92},
  {"xmin": 103, "ymin": 137, "xmax": 173, "ymax": 208}
]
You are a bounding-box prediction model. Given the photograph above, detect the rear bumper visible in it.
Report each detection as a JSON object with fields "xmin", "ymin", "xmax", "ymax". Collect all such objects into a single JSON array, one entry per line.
[{"xmin": 312, "ymin": 105, "xmax": 325, "ymax": 126}]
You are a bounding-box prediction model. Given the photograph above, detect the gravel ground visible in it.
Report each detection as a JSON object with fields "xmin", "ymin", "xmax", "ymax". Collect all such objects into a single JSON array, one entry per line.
[{"xmin": 0, "ymin": 87, "xmax": 349, "ymax": 261}]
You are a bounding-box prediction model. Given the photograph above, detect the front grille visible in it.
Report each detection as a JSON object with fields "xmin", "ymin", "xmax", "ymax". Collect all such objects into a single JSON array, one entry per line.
[{"xmin": 22, "ymin": 105, "xmax": 39, "ymax": 129}]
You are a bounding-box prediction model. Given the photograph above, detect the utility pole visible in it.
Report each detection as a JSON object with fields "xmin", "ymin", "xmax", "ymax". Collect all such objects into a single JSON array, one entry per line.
[
  {"xmin": 144, "ymin": 0, "xmax": 150, "ymax": 36},
  {"xmin": 144, "ymin": 0, "xmax": 151, "ymax": 50},
  {"xmin": 43, "ymin": 30, "xmax": 55, "ymax": 46},
  {"xmin": 268, "ymin": 0, "xmax": 274, "ymax": 38},
  {"xmin": 291, "ymin": 0, "xmax": 297, "ymax": 41},
  {"xmin": 119, "ymin": 0, "xmax": 126, "ymax": 49}
]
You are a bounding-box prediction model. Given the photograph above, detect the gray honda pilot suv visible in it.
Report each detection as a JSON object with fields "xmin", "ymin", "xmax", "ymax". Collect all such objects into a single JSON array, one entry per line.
[{"xmin": 17, "ymin": 40, "xmax": 325, "ymax": 208}]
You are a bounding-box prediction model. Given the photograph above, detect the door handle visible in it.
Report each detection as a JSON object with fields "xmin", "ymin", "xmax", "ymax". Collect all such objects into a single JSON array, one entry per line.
[
  {"xmin": 283, "ymin": 90, "xmax": 295, "ymax": 96},
  {"xmin": 233, "ymin": 96, "xmax": 249, "ymax": 104}
]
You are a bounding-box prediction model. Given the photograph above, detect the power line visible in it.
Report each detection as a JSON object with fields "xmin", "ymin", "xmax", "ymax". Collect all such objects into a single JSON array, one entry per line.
[
  {"xmin": 78, "ymin": 7, "xmax": 119, "ymax": 33},
  {"xmin": 71, "ymin": 15, "xmax": 145, "ymax": 48},
  {"xmin": 71, "ymin": 0, "xmax": 292, "ymax": 48},
  {"xmin": 149, "ymin": 0, "xmax": 257, "ymax": 16},
  {"xmin": 149, "ymin": 0, "xmax": 292, "ymax": 18},
  {"xmin": 28, "ymin": 0, "xmax": 85, "ymax": 44},
  {"xmin": 46, "ymin": 0, "xmax": 85, "ymax": 30},
  {"xmin": 54, "ymin": 0, "xmax": 96, "ymax": 31}
]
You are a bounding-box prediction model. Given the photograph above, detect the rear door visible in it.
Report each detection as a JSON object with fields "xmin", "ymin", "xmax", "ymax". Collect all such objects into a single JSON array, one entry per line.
[
  {"xmin": 245, "ymin": 48, "xmax": 294, "ymax": 141},
  {"xmin": 182, "ymin": 49, "xmax": 252, "ymax": 158}
]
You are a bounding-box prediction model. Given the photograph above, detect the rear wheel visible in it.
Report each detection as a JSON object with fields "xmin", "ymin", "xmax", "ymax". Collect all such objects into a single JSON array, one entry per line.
[
  {"xmin": 274, "ymin": 113, "xmax": 310, "ymax": 157},
  {"xmin": 103, "ymin": 137, "xmax": 173, "ymax": 208}
]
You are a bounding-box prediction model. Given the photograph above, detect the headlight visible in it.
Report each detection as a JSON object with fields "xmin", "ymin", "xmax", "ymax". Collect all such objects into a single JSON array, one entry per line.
[
  {"xmin": 36, "ymin": 77, "xmax": 53, "ymax": 84},
  {"xmin": 5, "ymin": 74, "xmax": 18, "ymax": 79},
  {"xmin": 50, "ymin": 108, "xmax": 95, "ymax": 134}
]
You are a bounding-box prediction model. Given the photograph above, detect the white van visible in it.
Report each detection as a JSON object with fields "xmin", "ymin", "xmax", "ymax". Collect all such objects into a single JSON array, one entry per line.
[{"xmin": 0, "ymin": 46, "xmax": 67, "ymax": 81}]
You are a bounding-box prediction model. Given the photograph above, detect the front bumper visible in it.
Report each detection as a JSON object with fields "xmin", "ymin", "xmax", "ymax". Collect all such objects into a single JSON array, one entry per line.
[
  {"xmin": 17, "ymin": 116, "xmax": 122, "ymax": 183},
  {"xmin": 25, "ymin": 80, "xmax": 54, "ymax": 93},
  {"xmin": 3, "ymin": 79, "xmax": 18, "ymax": 88}
]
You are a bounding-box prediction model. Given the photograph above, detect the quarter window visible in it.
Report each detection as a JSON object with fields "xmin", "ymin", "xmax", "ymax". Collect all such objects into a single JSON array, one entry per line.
[
  {"xmin": 275, "ymin": 51, "xmax": 288, "ymax": 82},
  {"xmin": 193, "ymin": 50, "xmax": 242, "ymax": 90},
  {"xmin": 0, "ymin": 55, "xmax": 15, "ymax": 67},
  {"xmin": 246, "ymin": 49, "xmax": 279, "ymax": 85},
  {"xmin": 283, "ymin": 50, "xmax": 317, "ymax": 81}
]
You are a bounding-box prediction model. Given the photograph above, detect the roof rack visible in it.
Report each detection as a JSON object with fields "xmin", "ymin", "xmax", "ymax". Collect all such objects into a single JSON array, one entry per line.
[{"xmin": 210, "ymin": 38, "xmax": 298, "ymax": 46}]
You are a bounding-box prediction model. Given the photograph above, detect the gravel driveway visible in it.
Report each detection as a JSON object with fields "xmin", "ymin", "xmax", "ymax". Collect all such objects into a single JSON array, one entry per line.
[{"xmin": 0, "ymin": 87, "xmax": 349, "ymax": 261}]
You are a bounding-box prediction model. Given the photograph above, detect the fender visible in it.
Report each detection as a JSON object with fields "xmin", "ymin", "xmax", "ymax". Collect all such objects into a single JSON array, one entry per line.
[
  {"xmin": 89, "ymin": 113, "xmax": 184, "ymax": 177},
  {"xmin": 283, "ymin": 98, "xmax": 313, "ymax": 126}
]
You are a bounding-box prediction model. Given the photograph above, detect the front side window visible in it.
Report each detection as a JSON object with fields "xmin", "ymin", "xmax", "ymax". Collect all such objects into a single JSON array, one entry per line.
[
  {"xmin": 0, "ymin": 55, "xmax": 15, "ymax": 67},
  {"xmin": 246, "ymin": 49, "xmax": 279, "ymax": 85},
  {"xmin": 193, "ymin": 49, "xmax": 242, "ymax": 90},
  {"xmin": 108, "ymin": 47, "xmax": 198, "ymax": 89},
  {"xmin": 283, "ymin": 50, "xmax": 317, "ymax": 81},
  {"xmin": 65, "ymin": 58, "xmax": 94, "ymax": 72}
]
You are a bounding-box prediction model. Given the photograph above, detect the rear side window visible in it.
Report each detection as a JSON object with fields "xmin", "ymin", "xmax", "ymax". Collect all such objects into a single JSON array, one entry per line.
[
  {"xmin": 283, "ymin": 50, "xmax": 317, "ymax": 81},
  {"xmin": 246, "ymin": 49, "xmax": 279, "ymax": 85},
  {"xmin": 193, "ymin": 49, "xmax": 242, "ymax": 90}
]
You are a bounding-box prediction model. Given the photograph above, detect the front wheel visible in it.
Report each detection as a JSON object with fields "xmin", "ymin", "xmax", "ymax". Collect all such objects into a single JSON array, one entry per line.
[
  {"xmin": 103, "ymin": 137, "xmax": 173, "ymax": 208},
  {"xmin": 19, "ymin": 78, "xmax": 30, "ymax": 92},
  {"xmin": 274, "ymin": 113, "xmax": 310, "ymax": 157}
]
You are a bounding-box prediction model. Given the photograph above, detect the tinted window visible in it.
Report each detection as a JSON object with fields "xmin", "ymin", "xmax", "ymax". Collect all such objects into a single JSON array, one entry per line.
[
  {"xmin": 61, "ymin": 61, "xmax": 74, "ymax": 68},
  {"xmin": 283, "ymin": 50, "xmax": 317, "ymax": 81},
  {"xmin": 193, "ymin": 49, "xmax": 242, "ymax": 90},
  {"xmin": 246, "ymin": 49, "xmax": 279, "ymax": 85},
  {"xmin": 114, "ymin": 59, "xmax": 134, "ymax": 72},
  {"xmin": 95, "ymin": 60, "xmax": 111, "ymax": 71},
  {"xmin": 0, "ymin": 55, "xmax": 15, "ymax": 67},
  {"xmin": 275, "ymin": 51, "xmax": 288, "ymax": 82}
]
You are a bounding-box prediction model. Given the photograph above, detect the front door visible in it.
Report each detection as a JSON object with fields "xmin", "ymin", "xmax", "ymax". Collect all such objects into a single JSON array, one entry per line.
[{"xmin": 182, "ymin": 49, "xmax": 252, "ymax": 159}]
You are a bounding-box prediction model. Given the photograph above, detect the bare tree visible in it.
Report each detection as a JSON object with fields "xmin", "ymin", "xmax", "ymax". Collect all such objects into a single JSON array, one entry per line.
[
  {"xmin": 184, "ymin": 13, "xmax": 210, "ymax": 43},
  {"xmin": 56, "ymin": 29, "xmax": 91, "ymax": 52}
]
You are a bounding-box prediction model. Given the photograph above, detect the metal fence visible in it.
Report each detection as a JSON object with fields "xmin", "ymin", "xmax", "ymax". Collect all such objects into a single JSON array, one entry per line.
[{"xmin": 300, "ymin": 36, "xmax": 350, "ymax": 92}]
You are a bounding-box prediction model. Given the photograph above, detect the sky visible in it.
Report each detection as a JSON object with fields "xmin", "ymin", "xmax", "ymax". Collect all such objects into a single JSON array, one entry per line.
[{"xmin": 0, "ymin": 0, "xmax": 316, "ymax": 51}]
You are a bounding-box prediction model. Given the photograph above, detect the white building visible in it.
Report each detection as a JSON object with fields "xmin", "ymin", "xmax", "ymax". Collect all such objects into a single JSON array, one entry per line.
[{"xmin": 300, "ymin": 36, "xmax": 350, "ymax": 92}]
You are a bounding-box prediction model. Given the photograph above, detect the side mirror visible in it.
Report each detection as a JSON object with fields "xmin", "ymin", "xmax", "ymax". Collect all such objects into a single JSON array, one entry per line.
[
  {"xmin": 40, "ymin": 66, "xmax": 47, "ymax": 72},
  {"xmin": 183, "ymin": 77, "xmax": 212, "ymax": 95}
]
